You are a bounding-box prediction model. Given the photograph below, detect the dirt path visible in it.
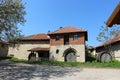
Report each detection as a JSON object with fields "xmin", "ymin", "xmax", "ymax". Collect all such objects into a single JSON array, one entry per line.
[{"xmin": 0, "ymin": 60, "xmax": 120, "ymax": 80}]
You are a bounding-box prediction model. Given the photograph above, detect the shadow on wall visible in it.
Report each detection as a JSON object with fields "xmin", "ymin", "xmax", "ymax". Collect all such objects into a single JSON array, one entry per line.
[
  {"xmin": 0, "ymin": 60, "xmax": 81, "ymax": 80},
  {"xmin": 0, "ymin": 44, "xmax": 9, "ymax": 58},
  {"xmin": 51, "ymin": 55, "xmax": 56, "ymax": 61}
]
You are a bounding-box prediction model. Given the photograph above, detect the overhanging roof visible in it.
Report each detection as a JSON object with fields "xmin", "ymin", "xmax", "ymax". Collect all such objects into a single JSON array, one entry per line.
[
  {"xmin": 28, "ymin": 47, "xmax": 49, "ymax": 52},
  {"xmin": 48, "ymin": 26, "xmax": 88, "ymax": 41},
  {"xmin": 0, "ymin": 40, "xmax": 9, "ymax": 45},
  {"xmin": 96, "ymin": 35, "xmax": 120, "ymax": 48},
  {"xmin": 48, "ymin": 26, "xmax": 87, "ymax": 35},
  {"xmin": 106, "ymin": 2, "xmax": 120, "ymax": 27},
  {"xmin": 22, "ymin": 34, "xmax": 50, "ymax": 41}
]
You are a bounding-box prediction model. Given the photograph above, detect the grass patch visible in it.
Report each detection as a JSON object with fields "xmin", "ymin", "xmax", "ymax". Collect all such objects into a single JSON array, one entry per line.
[
  {"xmin": 10, "ymin": 57, "xmax": 120, "ymax": 68},
  {"xmin": 10, "ymin": 57, "xmax": 28, "ymax": 63}
]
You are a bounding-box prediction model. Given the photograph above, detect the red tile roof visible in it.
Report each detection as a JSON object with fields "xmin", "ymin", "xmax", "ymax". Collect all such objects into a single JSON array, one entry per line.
[
  {"xmin": 96, "ymin": 35, "xmax": 120, "ymax": 48},
  {"xmin": 48, "ymin": 26, "xmax": 87, "ymax": 35},
  {"xmin": 22, "ymin": 34, "xmax": 50, "ymax": 41},
  {"xmin": 28, "ymin": 47, "xmax": 50, "ymax": 52},
  {"xmin": 0, "ymin": 40, "xmax": 9, "ymax": 44},
  {"xmin": 48, "ymin": 26, "xmax": 88, "ymax": 40}
]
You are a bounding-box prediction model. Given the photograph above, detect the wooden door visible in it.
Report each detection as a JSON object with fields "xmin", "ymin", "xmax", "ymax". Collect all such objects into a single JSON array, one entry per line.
[
  {"xmin": 65, "ymin": 52, "xmax": 76, "ymax": 62},
  {"xmin": 64, "ymin": 35, "xmax": 69, "ymax": 45}
]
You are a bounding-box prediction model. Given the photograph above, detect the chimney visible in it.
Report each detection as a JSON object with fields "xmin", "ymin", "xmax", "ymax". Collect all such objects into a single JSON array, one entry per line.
[
  {"xmin": 59, "ymin": 27, "xmax": 62, "ymax": 29},
  {"xmin": 48, "ymin": 30, "xmax": 50, "ymax": 33}
]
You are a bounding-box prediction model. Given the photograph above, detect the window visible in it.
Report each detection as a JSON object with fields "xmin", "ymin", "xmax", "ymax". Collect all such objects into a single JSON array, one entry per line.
[
  {"xmin": 64, "ymin": 35, "xmax": 69, "ymax": 45},
  {"xmin": 73, "ymin": 34, "xmax": 78, "ymax": 40},
  {"xmin": 56, "ymin": 49, "xmax": 59, "ymax": 54},
  {"xmin": 55, "ymin": 35, "xmax": 60, "ymax": 41}
]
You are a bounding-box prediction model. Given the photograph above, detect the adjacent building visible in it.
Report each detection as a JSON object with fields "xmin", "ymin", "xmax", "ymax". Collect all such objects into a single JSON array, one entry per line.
[
  {"xmin": 96, "ymin": 35, "xmax": 120, "ymax": 61},
  {"xmin": 0, "ymin": 40, "xmax": 9, "ymax": 58},
  {"xmin": 8, "ymin": 26, "xmax": 88, "ymax": 62},
  {"xmin": 95, "ymin": 2, "xmax": 120, "ymax": 62},
  {"xmin": 8, "ymin": 34, "xmax": 50, "ymax": 60}
]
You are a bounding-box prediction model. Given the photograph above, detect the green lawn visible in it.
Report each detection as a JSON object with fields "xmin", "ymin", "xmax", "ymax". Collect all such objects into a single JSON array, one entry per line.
[{"xmin": 10, "ymin": 57, "xmax": 120, "ymax": 68}]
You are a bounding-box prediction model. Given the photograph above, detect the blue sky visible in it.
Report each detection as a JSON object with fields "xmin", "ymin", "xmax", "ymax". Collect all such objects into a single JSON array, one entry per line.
[{"xmin": 20, "ymin": 0, "xmax": 120, "ymax": 46}]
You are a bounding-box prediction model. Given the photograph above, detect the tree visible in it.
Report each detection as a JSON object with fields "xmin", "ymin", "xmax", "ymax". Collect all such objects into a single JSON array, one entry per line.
[
  {"xmin": 0, "ymin": 0, "xmax": 26, "ymax": 42},
  {"xmin": 97, "ymin": 25, "xmax": 120, "ymax": 43}
]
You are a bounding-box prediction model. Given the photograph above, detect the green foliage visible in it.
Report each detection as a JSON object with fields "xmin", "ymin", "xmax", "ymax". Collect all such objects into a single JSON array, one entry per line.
[
  {"xmin": 10, "ymin": 57, "xmax": 28, "ymax": 63},
  {"xmin": 0, "ymin": 0, "xmax": 26, "ymax": 42},
  {"xmin": 10, "ymin": 57, "xmax": 120, "ymax": 68},
  {"xmin": 85, "ymin": 46, "xmax": 96, "ymax": 62}
]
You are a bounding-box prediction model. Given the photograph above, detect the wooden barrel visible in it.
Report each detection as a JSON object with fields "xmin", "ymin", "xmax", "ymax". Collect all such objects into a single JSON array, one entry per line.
[
  {"xmin": 100, "ymin": 52, "xmax": 112, "ymax": 62},
  {"xmin": 96, "ymin": 51, "xmax": 112, "ymax": 62}
]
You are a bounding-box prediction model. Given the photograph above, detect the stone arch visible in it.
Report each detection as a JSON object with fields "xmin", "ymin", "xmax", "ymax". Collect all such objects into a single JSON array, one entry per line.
[
  {"xmin": 28, "ymin": 52, "xmax": 36, "ymax": 61},
  {"xmin": 64, "ymin": 48, "xmax": 77, "ymax": 62}
]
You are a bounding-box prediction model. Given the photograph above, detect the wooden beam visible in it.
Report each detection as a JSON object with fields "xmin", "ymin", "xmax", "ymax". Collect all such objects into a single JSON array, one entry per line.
[{"xmin": 106, "ymin": 2, "xmax": 120, "ymax": 27}]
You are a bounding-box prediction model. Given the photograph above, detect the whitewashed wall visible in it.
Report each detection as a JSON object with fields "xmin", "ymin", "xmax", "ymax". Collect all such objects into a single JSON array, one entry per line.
[
  {"xmin": 50, "ymin": 44, "xmax": 86, "ymax": 62},
  {"xmin": 8, "ymin": 41, "xmax": 50, "ymax": 60}
]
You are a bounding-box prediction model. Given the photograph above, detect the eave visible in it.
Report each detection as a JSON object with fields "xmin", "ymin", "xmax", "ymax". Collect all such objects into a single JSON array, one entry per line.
[{"xmin": 106, "ymin": 2, "xmax": 120, "ymax": 27}]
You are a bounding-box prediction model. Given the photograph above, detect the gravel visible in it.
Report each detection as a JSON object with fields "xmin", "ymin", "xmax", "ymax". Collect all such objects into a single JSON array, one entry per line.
[{"xmin": 0, "ymin": 60, "xmax": 120, "ymax": 80}]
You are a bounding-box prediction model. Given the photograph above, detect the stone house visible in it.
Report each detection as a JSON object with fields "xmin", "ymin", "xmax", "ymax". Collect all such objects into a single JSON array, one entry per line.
[
  {"xmin": 8, "ymin": 26, "xmax": 88, "ymax": 62},
  {"xmin": 96, "ymin": 35, "xmax": 120, "ymax": 61},
  {"xmin": 8, "ymin": 34, "xmax": 50, "ymax": 60},
  {"xmin": 95, "ymin": 2, "xmax": 120, "ymax": 62},
  {"xmin": 0, "ymin": 40, "xmax": 9, "ymax": 58},
  {"xmin": 48, "ymin": 26, "xmax": 87, "ymax": 62}
]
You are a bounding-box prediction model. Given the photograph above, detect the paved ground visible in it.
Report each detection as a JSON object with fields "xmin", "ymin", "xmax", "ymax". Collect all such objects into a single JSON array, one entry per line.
[{"xmin": 0, "ymin": 60, "xmax": 120, "ymax": 80}]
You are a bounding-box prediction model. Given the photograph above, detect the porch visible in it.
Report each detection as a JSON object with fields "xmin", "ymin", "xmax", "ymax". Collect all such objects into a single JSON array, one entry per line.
[{"xmin": 28, "ymin": 47, "xmax": 50, "ymax": 61}]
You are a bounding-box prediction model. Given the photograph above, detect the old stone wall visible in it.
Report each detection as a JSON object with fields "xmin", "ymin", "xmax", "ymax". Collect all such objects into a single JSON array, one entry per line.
[{"xmin": 50, "ymin": 44, "xmax": 85, "ymax": 62}]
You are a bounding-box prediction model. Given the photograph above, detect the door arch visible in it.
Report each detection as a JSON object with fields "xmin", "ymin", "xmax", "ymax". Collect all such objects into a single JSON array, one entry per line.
[{"xmin": 64, "ymin": 48, "xmax": 77, "ymax": 62}]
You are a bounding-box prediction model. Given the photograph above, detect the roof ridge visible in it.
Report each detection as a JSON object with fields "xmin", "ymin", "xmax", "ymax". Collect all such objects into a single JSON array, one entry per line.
[
  {"xmin": 48, "ymin": 26, "xmax": 87, "ymax": 35},
  {"xmin": 61, "ymin": 26, "xmax": 86, "ymax": 31},
  {"xmin": 22, "ymin": 33, "xmax": 49, "ymax": 40},
  {"xmin": 96, "ymin": 34, "xmax": 120, "ymax": 48},
  {"xmin": 23, "ymin": 33, "xmax": 47, "ymax": 37}
]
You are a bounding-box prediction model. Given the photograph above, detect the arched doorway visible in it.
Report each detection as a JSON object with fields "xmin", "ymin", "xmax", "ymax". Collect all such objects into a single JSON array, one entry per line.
[
  {"xmin": 28, "ymin": 52, "xmax": 36, "ymax": 61},
  {"xmin": 64, "ymin": 48, "xmax": 76, "ymax": 62}
]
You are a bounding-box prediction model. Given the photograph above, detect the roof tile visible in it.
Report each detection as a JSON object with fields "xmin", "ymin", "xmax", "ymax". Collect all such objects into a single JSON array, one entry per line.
[
  {"xmin": 96, "ymin": 35, "xmax": 120, "ymax": 48},
  {"xmin": 0, "ymin": 39, "xmax": 9, "ymax": 44},
  {"xmin": 48, "ymin": 26, "xmax": 87, "ymax": 35},
  {"xmin": 28, "ymin": 47, "xmax": 49, "ymax": 51},
  {"xmin": 22, "ymin": 34, "xmax": 50, "ymax": 41}
]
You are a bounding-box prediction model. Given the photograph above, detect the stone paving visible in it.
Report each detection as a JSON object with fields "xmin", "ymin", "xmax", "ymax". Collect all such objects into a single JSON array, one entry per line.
[
  {"xmin": 0, "ymin": 60, "xmax": 81, "ymax": 80},
  {"xmin": 0, "ymin": 60, "xmax": 120, "ymax": 80}
]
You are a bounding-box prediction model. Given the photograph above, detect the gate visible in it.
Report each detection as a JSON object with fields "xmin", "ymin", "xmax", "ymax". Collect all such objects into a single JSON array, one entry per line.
[
  {"xmin": 65, "ymin": 52, "xmax": 76, "ymax": 62},
  {"xmin": 64, "ymin": 48, "xmax": 76, "ymax": 62}
]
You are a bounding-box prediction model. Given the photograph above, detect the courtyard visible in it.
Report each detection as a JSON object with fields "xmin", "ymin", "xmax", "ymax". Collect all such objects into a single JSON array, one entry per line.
[{"xmin": 0, "ymin": 59, "xmax": 120, "ymax": 80}]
